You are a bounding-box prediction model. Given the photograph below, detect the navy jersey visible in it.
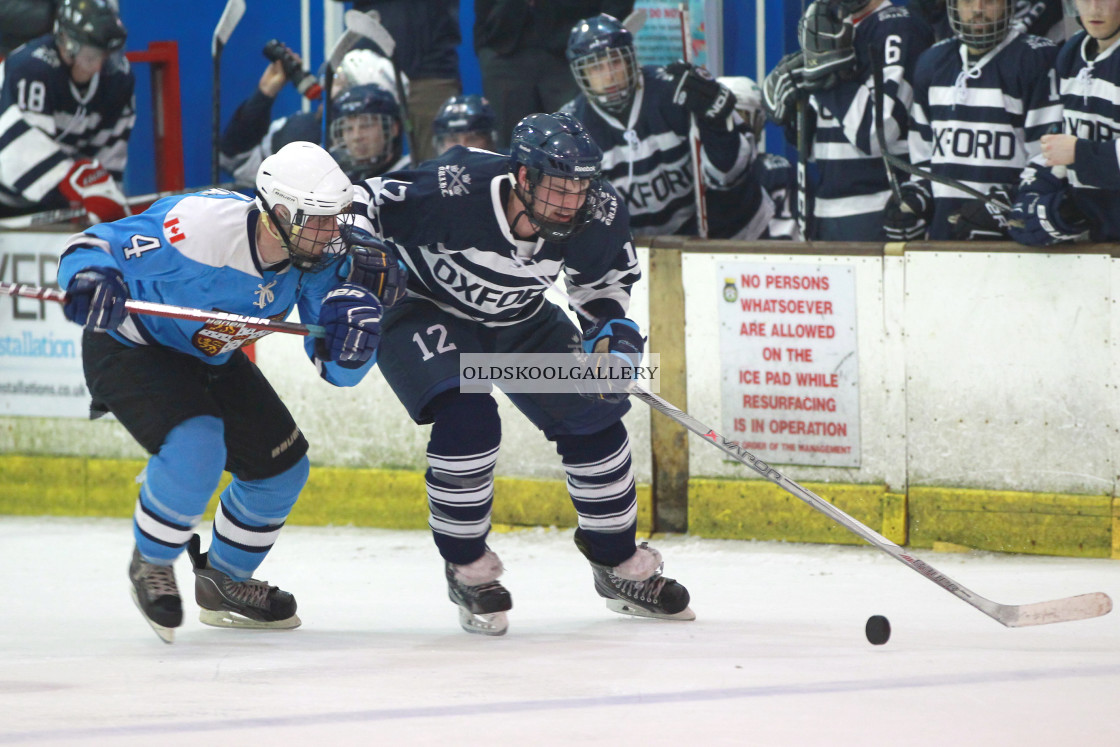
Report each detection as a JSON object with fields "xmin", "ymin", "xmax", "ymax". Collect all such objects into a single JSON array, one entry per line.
[
  {"xmin": 55, "ymin": 189, "xmax": 372, "ymax": 387},
  {"xmin": 909, "ymin": 31, "xmax": 1060, "ymax": 238},
  {"xmin": 563, "ymin": 65, "xmax": 766, "ymax": 238},
  {"xmin": 355, "ymin": 146, "xmax": 640, "ymax": 328},
  {"xmin": 1049, "ymin": 31, "xmax": 1120, "ymax": 240},
  {"xmin": 0, "ymin": 35, "xmax": 135, "ymax": 211},
  {"xmin": 758, "ymin": 152, "xmax": 798, "ymax": 240},
  {"xmin": 809, "ymin": 1, "xmax": 933, "ymax": 224}
]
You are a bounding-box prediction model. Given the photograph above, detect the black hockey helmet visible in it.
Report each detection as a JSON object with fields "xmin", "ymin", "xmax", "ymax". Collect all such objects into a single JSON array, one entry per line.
[
  {"xmin": 566, "ymin": 14, "xmax": 640, "ymax": 114},
  {"xmin": 55, "ymin": 0, "xmax": 127, "ymax": 54},
  {"xmin": 328, "ymin": 83, "xmax": 402, "ymax": 181},
  {"xmin": 431, "ymin": 94, "xmax": 497, "ymax": 153},
  {"xmin": 508, "ymin": 112, "xmax": 603, "ymax": 242}
]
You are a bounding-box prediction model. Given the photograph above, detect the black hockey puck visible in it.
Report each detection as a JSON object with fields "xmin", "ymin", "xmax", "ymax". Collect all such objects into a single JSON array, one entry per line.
[{"xmin": 865, "ymin": 615, "xmax": 891, "ymax": 645}]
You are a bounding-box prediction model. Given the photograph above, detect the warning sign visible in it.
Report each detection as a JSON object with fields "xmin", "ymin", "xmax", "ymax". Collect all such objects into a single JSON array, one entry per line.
[{"xmin": 718, "ymin": 262, "xmax": 860, "ymax": 467}]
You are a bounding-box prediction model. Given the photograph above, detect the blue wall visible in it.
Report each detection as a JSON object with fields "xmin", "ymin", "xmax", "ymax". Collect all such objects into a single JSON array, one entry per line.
[{"xmin": 118, "ymin": 0, "xmax": 799, "ymax": 192}]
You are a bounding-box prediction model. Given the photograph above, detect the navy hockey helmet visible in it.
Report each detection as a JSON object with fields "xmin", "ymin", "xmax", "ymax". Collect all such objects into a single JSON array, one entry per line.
[
  {"xmin": 508, "ymin": 112, "xmax": 603, "ymax": 242},
  {"xmin": 328, "ymin": 83, "xmax": 402, "ymax": 181},
  {"xmin": 566, "ymin": 14, "xmax": 640, "ymax": 114},
  {"xmin": 431, "ymin": 94, "xmax": 497, "ymax": 154},
  {"xmin": 948, "ymin": 0, "xmax": 1013, "ymax": 51},
  {"xmin": 55, "ymin": 0, "xmax": 127, "ymax": 54}
]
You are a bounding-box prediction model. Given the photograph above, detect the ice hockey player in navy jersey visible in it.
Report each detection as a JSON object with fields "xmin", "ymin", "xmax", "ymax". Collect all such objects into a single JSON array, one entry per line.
[
  {"xmin": 353, "ymin": 112, "xmax": 694, "ymax": 635},
  {"xmin": 431, "ymin": 94, "xmax": 498, "ymax": 155},
  {"xmin": 56, "ymin": 142, "xmax": 401, "ymax": 642},
  {"xmin": 562, "ymin": 14, "xmax": 771, "ymax": 239},
  {"xmin": 327, "ymin": 83, "xmax": 409, "ymax": 182},
  {"xmin": 887, "ymin": 0, "xmax": 1060, "ymax": 240},
  {"xmin": 0, "ymin": 0, "xmax": 134, "ymax": 222},
  {"xmin": 1009, "ymin": 0, "xmax": 1120, "ymax": 245},
  {"xmin": 763, "ymin": 0, "xmax": 933, "ymax": 240}
]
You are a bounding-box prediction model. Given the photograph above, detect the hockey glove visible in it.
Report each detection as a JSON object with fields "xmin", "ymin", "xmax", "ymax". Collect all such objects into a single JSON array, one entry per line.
[
  {"xmin": 799, "ymin": 1, "xmax": 857, "ymax": 92},
  {"xmin": 578, "ymin": 317, "xmax": 645, "ymax": 404},
  {"xmin": 947, "ymin": 187, "xmax": 1013, "ymax": 241},
  {"xmin": 316, "ymin": 283, "xmax": 383, "ymax": 369},
  {"xmin": 63, "ymin": 268, "xmax": 129, "ymax": 332},
  {"xmin": 58, "ymin": 160, "xmax": 128, "ymax": 224},
  {"xmin": 340, "ymin": 225, "xmax": 409, "ymax": 308},
  {"xmin": 762, "ymin": 51, "xmax": 805, "ymax": 128},
  {"xmin": 883, "ymin": 182, "xmax": 931, "ymax": 241},
  {"xmin": 1008, "ymin": 167, "xmax": 1088, "ymax": 247},
  {"xmin": 665, "ymin": 61, "xmax": 737, "ymax": 127}
]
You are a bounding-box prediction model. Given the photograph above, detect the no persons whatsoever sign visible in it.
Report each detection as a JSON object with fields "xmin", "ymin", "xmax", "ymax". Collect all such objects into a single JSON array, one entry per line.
[{"xmin": 718, "ymin": 262, "xmax": 860, "ymax": 468}]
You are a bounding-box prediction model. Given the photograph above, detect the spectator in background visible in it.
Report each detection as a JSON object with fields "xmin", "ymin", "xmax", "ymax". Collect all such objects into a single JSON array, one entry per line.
[
  {"xmin": 431, "ymin": 94, "xmax": 497, "ymax": 154},
  {"xmin": 340, "ymin": 0, "xmax": 461, "ymax": 163},
  {"xmin": 0, "ymin": 0, "xmax": 133, "ymax": 222},
  {"xmin": 0, "ymin": 0, "xmax": 56, "ymax": 58},
  {"xmin": 475, "ymin": 0, "xmax": 633, "ymax": 150}
]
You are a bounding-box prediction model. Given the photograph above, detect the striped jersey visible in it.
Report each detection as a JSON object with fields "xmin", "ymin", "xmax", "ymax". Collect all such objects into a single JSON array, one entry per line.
[
  {"xmin": 808, "ymin": 1, "xmax": 933, "ymax": 225},
  {"xmin": 55, "ymin": 189, "xmax": 373, "ymax": 387},
  {"xmin": 0, "ymin": 35, "xmax": 135, "ymax": 212},
  {"xmin": 355, "ymin": 146, "xmax": 639, "ymax": 329},
  {"xmin": 1051, "ymin": 31, "xmax": 1120, "ymax": 240},
  {"xmin": 908, "ymin": 31, "xmax": 1060, "ymax": 238},
  {"xmin": 563, "ymin": 65, "xmax": 768, "ymax": 239}
]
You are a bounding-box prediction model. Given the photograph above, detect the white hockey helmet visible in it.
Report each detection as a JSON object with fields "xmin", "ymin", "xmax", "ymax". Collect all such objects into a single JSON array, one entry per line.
[
  {"xmin": 718, "ymin": 76, "xmax": 765, "ymax": 139},
  {"xmin": 255, "ymin": 142, "xmax": 355, "ymax": 273},
  {"xmin": 336, "ymin": 48, "xmax": 409, "ymax": 102}
]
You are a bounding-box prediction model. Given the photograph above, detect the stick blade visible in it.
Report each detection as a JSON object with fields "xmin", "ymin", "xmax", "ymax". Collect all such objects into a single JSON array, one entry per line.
[
  {"xmin": 344, "ymin": 9, "xmax": 395, "ymax": 58},
  {"xmin": 998, "ymin": 592, "xmax": 1112, "ymax": 628},
  {"xmin": 212, "ymin": 0, "xmax": 246, "ymax": 52},
  {"xmin": 622, "ymin": 8, "xmax": 648, "ymax": 34}
]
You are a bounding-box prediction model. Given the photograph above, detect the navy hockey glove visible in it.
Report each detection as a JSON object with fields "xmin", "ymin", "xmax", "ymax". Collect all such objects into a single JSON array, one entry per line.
[
  {"xmin": 579, "ymin": 318, "xmax": 645, "ymax": 404},
  {"xmin": 665, "ymin": 61, "xmax": 737, "ymax": 127},
  {"xmin": 63, "ymin": 268, "xmax": 129, "ymax": 332},
  {"xmin": 883, "ymin": 182, "xmax": 931, "ymax": 241},
  {"xmin": 1008, "ymin": 167, "xmax": 1088, "ymax": 247},
  {"xmin": 762, "ymin": 52, "xmax": 805, "ymax": 128},
  {"xmin": 799, "ymin": 1, "xmax": 857, "ymax": 92},
  {"xmin": 340, "ymin": 225, "xmax": 408, "ymax": 308},
  {"xmin": 316, "ymin": 283, "xmax": 383, "ymax": 369},
  {"xmin": 947, "ymin": 187, "xmax": 1013, "ymax": 241}
]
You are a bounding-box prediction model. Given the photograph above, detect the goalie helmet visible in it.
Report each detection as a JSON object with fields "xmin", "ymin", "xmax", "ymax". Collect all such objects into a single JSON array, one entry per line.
[
  {"xmin": 328, "ymin": 83, "xmax": 403, "ymax": 181},
  {"xmin": 431, "ymin": 94, "xmax": 497, "ymax": 154},
  {"xmin": 255, "ymin": 142, "xmax": 355, "ymax": 273},
  {"xmin": 718, "ymin": 76, "xmax": 765, "ymax": 138},
  {"xmin": 508, "ymin": 112, "xmax": 603, "ymax": 242},
  {"xmin": 566, "ymin": 13, "xmax": 640, "ymax": 114},
  {"xmin": 948, "ymin": 0, "xmax": 1013, "ymax": 51}
]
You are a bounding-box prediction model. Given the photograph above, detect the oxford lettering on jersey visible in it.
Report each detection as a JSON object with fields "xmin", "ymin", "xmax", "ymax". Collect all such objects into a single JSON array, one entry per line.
[
  {"xmin": 1064, "ymin": 116, "xmax": 1119, "ymax": 143},
  {"xmin": 432, "ymin": 257, "xmax": 545, "ymax": 309},
  {"xmin": 617, "ymin": 164, "xmax": 691, "ymax": 210},
  {"xmin": 932, "ymin": 127, "xmax": 1016, "ymax": 160}
]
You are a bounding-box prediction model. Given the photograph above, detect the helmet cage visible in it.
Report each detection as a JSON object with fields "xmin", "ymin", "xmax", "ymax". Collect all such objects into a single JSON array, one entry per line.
[
  {"xmin": 330, "ymin": 112, "xmax": 399, "ymax": 177},
  {"xmin": 514, "ymin": 168, "xmax": 601, "ymax": 242},
  {"xmin": 256, "ymin": 190, "xmax": 354, "ymax": 273},
  {"xmin": 571, "ymin": 44, "xmax": 639, "ymax": 113},
  {"xmin": 948, "ymin": 0, "xmax": 1013, "ymax": 50}
]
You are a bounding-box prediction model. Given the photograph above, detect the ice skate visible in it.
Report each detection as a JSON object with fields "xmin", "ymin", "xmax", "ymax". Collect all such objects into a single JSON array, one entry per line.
[
  {"xmin": 446, "ymin": 549, "xmax": 512, "ymax": 636},
  {"xmin": 575, "ymin": 530, "xmax": 695, "ymax": 621},
  {"xmin": 129, "ymin": 547, "xmax": 183, "ymax": 643},
  {"xmin": 187, "ymin": 535, "xmax": 301, "ymax": 630}
]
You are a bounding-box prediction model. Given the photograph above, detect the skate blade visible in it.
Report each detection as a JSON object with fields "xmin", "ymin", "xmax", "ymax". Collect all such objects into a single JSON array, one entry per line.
[
  {"xmin": 457, "ymin": 607, "xmax": 509, "ymax": 636},
  {"xmin": 199, "ymin": 609, "xmax": 302, "ymax": 630},
  {"xmin": 605, "ymin": 599, "xmax": 696, "ymax": 621},
  {"xmin": 130, "ymin": 586, "xmax": 177, "ymax": 644}
]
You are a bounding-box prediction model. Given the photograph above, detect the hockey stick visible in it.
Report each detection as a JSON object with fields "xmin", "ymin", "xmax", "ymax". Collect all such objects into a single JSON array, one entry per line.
[
  {"xmin": 509, "ymin": 262, "xmax": 1111, "ymax": 628},
  {"xmin": 0, "ymin": 283, "xmax": 324, "ymax": 338},
  {"xmin": 871, "ymin": 55, "xmax": 904, "ymax": 205},
  {"xmin": 0, "ymin": 183, "xmax": 238, "ymax": 230},
  {"xmin": 343, "ymin": 9, "xmax": 415, "ymax": 166},
  {"xmin": 211, "ymin": 0, "xmax": 246, "ymax": 185},
  {"xmin": 795, "ymin": 94, "xmax": 811, "ymax": 239},
  {"xmin": 678, "ymin": 3, "xmax": 709, "ymax": 238}
]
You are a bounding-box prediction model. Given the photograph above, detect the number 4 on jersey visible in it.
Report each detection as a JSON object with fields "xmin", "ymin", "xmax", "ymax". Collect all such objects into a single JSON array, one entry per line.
[{"xmin": 124, "ymin": 234, "xmax": 162, "ymax": 260}]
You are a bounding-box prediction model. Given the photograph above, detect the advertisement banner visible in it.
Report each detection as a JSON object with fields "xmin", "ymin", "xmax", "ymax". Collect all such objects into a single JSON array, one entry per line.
[{"xmin": 633, "ymin": 0, "xmax": 710, "ymax": 70}]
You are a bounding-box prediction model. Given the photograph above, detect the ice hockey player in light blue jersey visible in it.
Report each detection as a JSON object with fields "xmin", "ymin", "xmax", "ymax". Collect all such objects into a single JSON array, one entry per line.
[
  {"xmin": 1009, "ymin": 0, "xmax": 1120, "ymax": 245},
  {"xmin": 887, "ymin": 0, "xmax": 1060, "ymax": 240},
  {"xmin": 562, "ymin": 14, "xmax": 770, "ymax": 239},
  {"xmin": 55, "ymin": 142, "xmax": 400, "ymax": 642}
]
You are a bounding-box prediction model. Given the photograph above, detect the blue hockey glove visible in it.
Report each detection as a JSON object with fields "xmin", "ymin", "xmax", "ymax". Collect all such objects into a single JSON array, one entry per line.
[
  {"xmin": 579, "ymin": 318, "xmax": 645, "ymax": 404},
  {"xmin": 63, "ymin": 268, "xmax": 129, "ymax": 332},
  {"xmin": 340, "ymin": 224, "xmax": 409, "ymax": 308},
  {"xmin": 316, "ymin": 283, "xmax": 383, "ymax": 369},
  {"xmin": 1008, "ymin": 167, "xmax": 1088, "ymax": 247},
  {"xmin": 799, "ymin": 1, "xmax": 857, "ymax": 92},
  {"xmin": 883, "ymin": 182, "xmax": 931, "ymax": 241},
  {"xmin": 665, "ymin": 61, "xmax": 737, "ymax": 126},
  {"xmin": 947, "ymin": 186, "xmax": 1013, "ymax": 241}
]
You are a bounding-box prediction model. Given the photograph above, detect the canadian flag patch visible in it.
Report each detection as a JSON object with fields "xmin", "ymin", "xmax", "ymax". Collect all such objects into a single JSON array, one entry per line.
[{"xmin": 164, "ymin": 217, "xmax": 186, "ymax": 244}]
